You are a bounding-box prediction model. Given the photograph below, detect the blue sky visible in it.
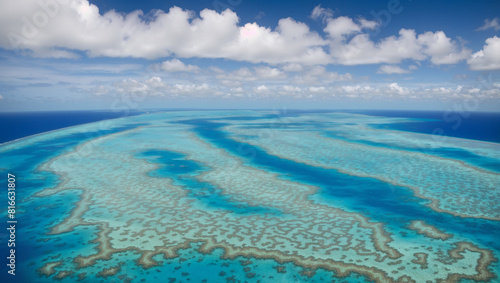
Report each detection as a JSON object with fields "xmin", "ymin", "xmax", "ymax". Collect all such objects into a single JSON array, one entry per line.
[{"xmin": 0, "ymin": 0, "xmax": 499, "ymax": 111}]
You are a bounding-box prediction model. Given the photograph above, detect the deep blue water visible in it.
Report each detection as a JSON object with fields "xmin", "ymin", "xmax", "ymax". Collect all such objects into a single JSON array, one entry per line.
[
  {"xmin": 0, "ymin": 110, "xmax": 145, "ymax": 143},
  {"xmin": 1, "ymin": 109, "xmax": 499, "ymax": 144},
  {"xmin": 351, "ymin": 110, "xmax": 500, "ymax": 143},
  {"xmin": 137, "ymin": 149, "xmax": 281, "ymax": 215}
]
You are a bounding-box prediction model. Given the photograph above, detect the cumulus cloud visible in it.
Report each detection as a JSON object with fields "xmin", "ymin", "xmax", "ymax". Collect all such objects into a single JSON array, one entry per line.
[
  {"xmin": 468, "ymin": 36, "xmax": 500, "ymax": 71},
  {"xmin": 358, "ymin": 18, "xmax": 378, "ymax": 30},
  {"xmin": 254, "ymin": 85, "xmax": 269, "ymax": 92},
  {"xmin": 417, "ymin": 31, "xmax": 470, "ymax": 64},
  {"xmin": 114, "ymin": 79, "xmax": 146, "ymax": 94},
  {"xmin": 1, "ymin": 0, "xmax": 473, "ymax": 68},
  {"xmin": 377, "ymin": 65, "xmax": 410, "ymax": 74},
  {"xmin": 476, "ymin": 18, "xmax": 500, "ymax": 31},
  {"xmin": 88, "ymin": 72, "xmax": 500, "ymax": 103},
  {"xmin": 161, "ymin": 59, "xmax": 200, "ymax": 72},
  {"xmin": 386, "ymin": 83, "xmax": 410, "ymax": 95},
  {"xmin": 254, "ymin": 66, "xmax": 287, "ymax": 79},
  {"xmin": 114, "ymin": 78, "xmax": 162, "ymax": 96},
  {"xmin": 173, "ymin": 83, "xmax": 209, "ymax": 93},
  {"xmin": 341, "ymin": 85, "xmax": 375, "ymax": 94},
  {"xmin": 324, "ymin": 16, "xmax": 378, "ymax": 40},
  {"xmin": 0, "ymin": 0, "xmax": 329, "ymax": 64},
  {"xmin": 329, "ymin": 28, "xmax": 469, "ymax": 65},
  {"xmin": 325, "ymin": 16, "xmax": 362, "ymax": 39},
  {"xmin": 329, "ymin": 29, "xmax": 421, "ymax": 64},
  {"xmin": 331, "ymin": 83, "xmax": 499, "ymax": 100},
  {"xmin": 104, "ymin": 76, "xmax": 218, "ymax": 97}
]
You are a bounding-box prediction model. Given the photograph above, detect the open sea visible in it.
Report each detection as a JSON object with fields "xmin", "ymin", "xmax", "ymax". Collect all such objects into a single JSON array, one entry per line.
[
  {"xmin": 0, "ymin": 110, "xmax": 146, "ymax": 144},
  {"xmin": 1, "ymin": 109, "xmax": 498, "ymax": 144}
]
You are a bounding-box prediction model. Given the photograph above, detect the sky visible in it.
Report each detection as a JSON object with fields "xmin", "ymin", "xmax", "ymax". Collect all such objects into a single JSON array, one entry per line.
[{"xmin": 0, "ymin": 0, "xmax": 499, "ymax": 111}]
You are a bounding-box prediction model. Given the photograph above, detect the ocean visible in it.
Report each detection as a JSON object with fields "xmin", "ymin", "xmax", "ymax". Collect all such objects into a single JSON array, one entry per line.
[
  {"xmin": 353, "ymin": 110, "xmax": 500, "ymax": 143},
  {"xmin": 1, "ymin": 109, "xmax": 499, "ymax": 144},
  {"xmin": 0, "ymin": 110, "xmax": 145, "ymax": 144}
]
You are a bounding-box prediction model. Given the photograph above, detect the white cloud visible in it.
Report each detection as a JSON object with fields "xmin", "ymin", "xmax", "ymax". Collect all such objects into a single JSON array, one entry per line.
[
  {"xmin": 358, "ymin": 18, "xmax": 378, "ymax": 30},
  {"xmin": 310, "ymin": 5, "xmax": 333, "ymax": 21},
  {"xmin": 283, "ymin": 85, "xmax": 302, "ymax": 92},
  {"xmin": 377, "ymin": 65, "xmax": 410, "ymax": 74},
  {"xmin": 324, "ymin": 16, "xmax": 361, "ymax": 39},
  {"xmin": 161, "ymin": 59, "xmax": 200, "ymax": 72},
  {"xmin": 309, "ymin": 86, "xmax": 326, "ymax": 92},
  {"xmin": 115, "ymin": 79, "xmax": 152, "ymax": 96},
  {"xmin": 0, "ymin": 1, "xmax": 479, "ymax": 69},
  {"xmin": 341, "ymin": 85, "xmax": 374, "ymax": 94},
  {"xmin": 417, "ymin": 31, "xmax": 470, "ymax": 64},
  {"xmin": 106, "ymin": 76, "xmax": 215, "ymax": 97},
  {"xmin": 254, "ymin": 66, "xmax": 286, "ymax": 79},
  {"xmin": 0, "ymin": 94, "xmax": 4, "ymax": 100},
  {"xmin": 330, "ymin": 29, "xmax": 423, "ymax": 65},
  {"xmin": 1, "ymin": 1, "xmax": 329, "ymax": 64},
  {"xmin": 113, "ymin": 76, "xmax": 167, "ymax": 96},
  {"xmin": 173, "ymin": 83, "xmax": 209, "ymax": 92},
  {"xmin": 254, "ymin": 85, "xmax": 269, "ymax": 92},
  {"xmin": 87, "ymin": 72, "xmax": 500, "ymax": 102},
  {"xmin": 386, "ymin": 83, "xmax": 410, "ymax": 95},
  {"xmin": 468, "ymin": 36, "xmax": 500, "ymax": 71},
  {"xmin": 146, "ymin": 76, "xmax": 167, "ymax": 90},
  {"xmin": 332, "ymin": 84, "xmax": 500, "ymax": 100},
  {"xmin": 476, "ymin": 18, "xmax": 500, "ymax": 31},
  {"xmin": 329, "ymin": 28, "xmax": 469, "ymax": 65},
  {"xmin": 281, "ymin": 63, "xmax": 303, "ymax": 72},
  {"xmin": 324, "ymin": 16, "xmax": 378, "ymax": 40}
]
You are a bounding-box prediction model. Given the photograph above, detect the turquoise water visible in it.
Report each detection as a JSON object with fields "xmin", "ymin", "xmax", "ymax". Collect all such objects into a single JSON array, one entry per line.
[
  {"xmin": 0, "ymin": 110, "xmax": 499, "ymax": 282},
  {"xmin": 137, "ymin": 150, "xmax": 281, "ymax": 215}
]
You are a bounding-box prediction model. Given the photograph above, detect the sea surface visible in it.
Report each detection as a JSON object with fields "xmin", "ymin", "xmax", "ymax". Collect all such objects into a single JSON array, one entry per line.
[
  {"xmin": 0, "ymin": 110, "xmax": 146, "ymax": 143},
  {"xmin": 354, "ymin": 110, "xmax": 500, "ymax": 143},
  {"xmin": 0, "ymin": 110, "xmax": 499, "ymax": 282}
]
